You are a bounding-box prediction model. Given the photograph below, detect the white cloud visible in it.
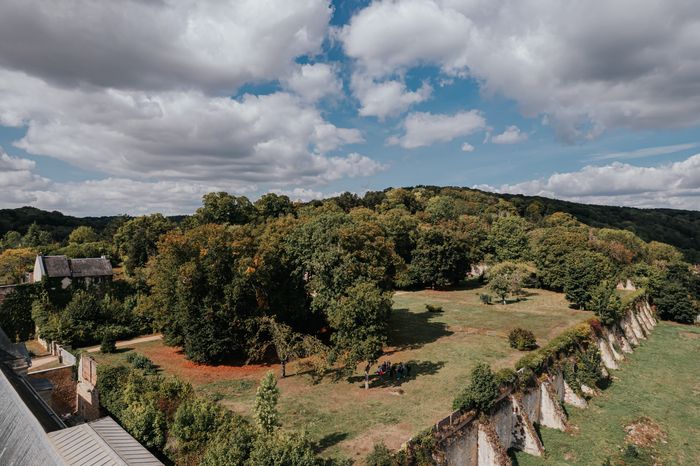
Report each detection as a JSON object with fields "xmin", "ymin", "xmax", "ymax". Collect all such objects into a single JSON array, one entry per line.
[
  {"xmin": 481, "ymin": 154, "xmax": 700, "ymax": 210},
  {"xmin": 589, "ymin": 142, "xmax": 700, "ymax": 161},
  {"xmin": 491, "ymin": 126, "xmax": 528, "ymax": 144},
  {"xmin": 0, "ymin": 69, "xmax": 376, "ymax": 185},
  {"xmin": 0, "ymin": 0, "xmax": 331, "ymax": 94},
  {"xmin": 388, "ymin": 110, "xmax": 486, "ymax": 149},
  {"xmin": 461, "ymin": 142, "xmax": 475, "ymax": 152},
  {"xmin": 341, "ymin": 0, "xmax": 700, "ymax": 141},
  {"xmin": 351, "ymin": 74, "xmax": 432, "ymax": 119},
  {"xmin": 282, "ymin": 63, "xmax": 343, "ymax": 103}
]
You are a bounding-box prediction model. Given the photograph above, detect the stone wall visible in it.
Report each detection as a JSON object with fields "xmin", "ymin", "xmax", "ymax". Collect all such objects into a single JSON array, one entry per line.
[
  {"xmin": 408, "ymin": 298, "xmax": 657, "ymax": 466},
  {"xmin": 76, "ymin": 355, "xmax": 101, "ymax": 421}
]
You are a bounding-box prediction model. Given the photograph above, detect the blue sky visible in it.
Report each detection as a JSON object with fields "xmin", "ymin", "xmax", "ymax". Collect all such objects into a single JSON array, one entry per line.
[{"xmin": 0, "ymin": 0, "xmax": 699, "ymax": 215}]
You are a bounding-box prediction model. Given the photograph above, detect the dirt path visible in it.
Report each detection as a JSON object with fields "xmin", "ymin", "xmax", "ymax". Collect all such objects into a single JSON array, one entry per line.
[{"xmin": 84, "ymin": 333, "xmax": 163, "ymax": 353}]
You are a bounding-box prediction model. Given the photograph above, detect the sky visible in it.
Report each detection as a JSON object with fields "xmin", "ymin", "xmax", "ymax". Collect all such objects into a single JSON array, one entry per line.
[{"xmin": 0, "ymin": 0, "xmax": 699, "ymax": 216}]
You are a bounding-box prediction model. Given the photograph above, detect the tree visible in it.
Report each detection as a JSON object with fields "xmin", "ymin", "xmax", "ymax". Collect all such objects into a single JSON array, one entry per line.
[
  {"xmin": 253, "ymin": 317, "xmax": 305, "ymax": 378},
  {"xmin": 1, "ymin": 231, "xmax": 21, "ymax": 250},
  {"xmin": 22, "ymin": 222, "xmax": 53, "ymax": 247},
  {"xmin": 192, "ymin": 192, "xmax": 256, "ymax": 225},
  {"xmin": 409, "ymin": 223, "xmax": 470, "ymax": 289},
  {"xmin": 588, "ymin": 281, "xmax": 623, "ymax": 325},
  {"xmin": 487, "ymin": 261, "xmax": 531, "ymax": 304},
  {"xmin": 68, "ymin": 226, "xmax": 98, "ymax": 244},
  {"xmin": 645, "ymin": 241, "xmax": 683, "ymax": 264},
  {"xmin": 247, "ymin": 430, "xmax": 317, "ymax": 466},
  {"xmin": 0, "ymin": 285, "xmax": 36, "ymax": 341},
  {"xmin": 147, "ymin": 224, "xmax": 259, "ymax": 363},
  {"xmin": 529, "ymin": 226, "xmax": 588, "ymax": 290},
  {"xmin": 488, "ymin": 215, "xmax": 530, "ymax": 262},
  {"xmin": 172, "ymin": 397, "xmax": 226, "ymax": 453},
  {"xmin": 425, "ymin": 195, "xmax": 457, "ymax": 222},
  {"xmin": 562, "ymin": 250, "xmax": 615, "ymax": 309},
  {"xmin": 114, "ymin": 214, "xmax": 173, "ymax": 275},
  {"xmin": 254, "ymin": 193, "xmax": 294, "ymax": 219},
  {"xmin": 0, "ymin": 247, "xmax": 36, "ymax": 285},
  {"xmin": 326, "ymin": 281, "xmax": 392, "ymax": 389},
  {"xmin": 452, "ymin": 362, "xmax": 499, "ymax": 412},
  {"xmin": 254, "ymin": 372, "xmax": 280, "ymax": 434}
]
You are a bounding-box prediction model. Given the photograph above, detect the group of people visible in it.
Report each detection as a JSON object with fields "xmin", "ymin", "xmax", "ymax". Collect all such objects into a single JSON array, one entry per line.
[{"xmin": 375, "ymin": 360, "xmax": 411, "ymax": 381}]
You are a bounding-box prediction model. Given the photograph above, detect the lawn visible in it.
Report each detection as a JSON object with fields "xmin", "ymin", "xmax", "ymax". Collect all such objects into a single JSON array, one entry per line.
[
  {"xmin": 93, "ymin": 284, "xmax": 590, "ymax": 462},
  {"xmin": 515, "ymin": 322, "xmax": 700, "ymax": 466}
]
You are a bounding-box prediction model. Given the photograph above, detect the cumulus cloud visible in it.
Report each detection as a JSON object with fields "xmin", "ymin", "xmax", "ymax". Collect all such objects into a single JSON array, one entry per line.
[
  {"xmin": 388, "ymin": 110, "xmax": 486, "ymax": 149},
  {"xmin": 481, "ymin": 154, "xmax": 700, "ymax": 210},
  {"xmin": 0, "ymin": 0, "xmax": 390, "ymax": 211},
  {"xmin": 351, "ymin": 74, "xmax": 432, "ymax": 119},
  {"xmin": 490, "ymin": 126, "xmax": 528, "ymax": 144},
  {"xmin": 282, "ymin": 63, "xmax": 343, "ymax": 103},
  {"xmin": 0, "ymin": 69, "xmax": 375, "ymax": 185},
  {"xmin": 0, "ymin": 0, "xmax": 331, "ymax": 94},
  {"xmin": 341, "ymin": 0, "xmax": 700, "ymax": 141},
  {"xmin": 461, "ymin": 142, "xmax": 475, "ymax": 152}
]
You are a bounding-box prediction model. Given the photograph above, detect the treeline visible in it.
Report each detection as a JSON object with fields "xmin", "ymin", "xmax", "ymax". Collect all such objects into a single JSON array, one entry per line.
[{"xmin": 2, "ymin": 187, "xmax": 699, "ymax": 260}]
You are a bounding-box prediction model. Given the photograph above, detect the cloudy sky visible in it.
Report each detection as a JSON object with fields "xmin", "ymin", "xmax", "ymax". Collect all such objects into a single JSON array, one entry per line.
[{"xmin": 0, "ymin": 0, "xmax": 699, "ymax": 216}]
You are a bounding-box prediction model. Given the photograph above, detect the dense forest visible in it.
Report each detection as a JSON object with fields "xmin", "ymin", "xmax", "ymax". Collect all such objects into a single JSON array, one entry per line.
[{"xmin": 1, "ymin": 187, "xmax": 698, "ymax": 260}]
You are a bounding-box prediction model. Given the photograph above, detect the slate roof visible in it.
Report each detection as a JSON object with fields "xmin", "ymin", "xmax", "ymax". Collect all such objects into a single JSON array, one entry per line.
[
  {"xmin": 68, "ymin": 258, "xmax": 113, "ymax": 278},
  {"xmin": 0, "ymin": 363, "xmax": 66, "ymax": 466},
  {"xmin": 39, "ymin": 255, "xmax": 113, "ymax": 279},
  {"xmin": 49, "ymin": 417, "xmax": 162, "ymax": 466}
]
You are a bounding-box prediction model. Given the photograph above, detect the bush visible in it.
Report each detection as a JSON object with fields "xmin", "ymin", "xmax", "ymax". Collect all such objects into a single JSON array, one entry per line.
[
  {"xmin": 127, "ymin": 353, "xmax": 157, "ymax": 373},
  {"xmin": 494, "ymin": 368, "xmax": 517, "ymax": 387},
  {"xmin": 366, "ymin": 442, "xmax": 396, "ymax": 466},
  {"xmin": 515, "ymin": 322, "xmax": 593, "ymax": 374},
  {"xmin": 508, "ymin": 328, "xmax": 537, "ymax": 351},
  {"xmin": 452, "ymin": 362, "xmax": 499, "ymax": 412},
  {"xmin": 425, "ymin": 304, "xmax": 443, "ymax": 313},
  {"xmin": 479, "ymin": 293, "xmax": 492, "ymax": 305},
  {"xmin": 100, "ymin": 334, "xmax": 117, "ymax": 354}
]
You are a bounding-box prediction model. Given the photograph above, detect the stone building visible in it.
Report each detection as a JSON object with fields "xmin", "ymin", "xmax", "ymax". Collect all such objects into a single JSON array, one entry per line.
[{"xmin": 33, "ymin": 255, "xmax": 113, "ymax": 289}]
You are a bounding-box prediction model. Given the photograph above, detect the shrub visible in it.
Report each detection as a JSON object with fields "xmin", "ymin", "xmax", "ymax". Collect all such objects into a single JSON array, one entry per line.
[
  {"xmin": 100, "ymin": 334, "xmax": 117, "ymax": 354},
  {"xmin": 366, "ymin": 442, "xmax": 396, "ymax": 466},
  {"xmin": 494, "ymin": 368, "xmax": 517, "ymax": 387},
  {"xmin": 515, "ymin": 322, "xmax": 593, "ymax": 374},
  {"xmin": 508, "ymin": 328, "xmax": 537, "ymax": 351},
  {"xmin": 425, "ymin": 304, "xmax": 443, "ymax": 313},
  {"xmin": 479, "ymin": 293, "xmax": 492, "ymax": 305},
  {"xmin": 452, "ymin": 362, "xmax": 499, "ymax": 412},
  {"xmin": 127, "ymin": 353, "xmax": 157, "ymax": 373}
]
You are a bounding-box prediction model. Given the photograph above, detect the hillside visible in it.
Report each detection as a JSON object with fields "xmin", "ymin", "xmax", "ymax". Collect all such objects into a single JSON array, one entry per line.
[{"xmin": 1, "ymin": 189, "xmax": 698, "ymax": 260}]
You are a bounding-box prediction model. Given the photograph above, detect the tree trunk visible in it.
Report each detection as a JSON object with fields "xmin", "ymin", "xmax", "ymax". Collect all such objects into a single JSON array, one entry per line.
[
  {"xmin": 364, "ymin": 363, "xmax": 370, "ymax": 390},
  {"xmin": 281, "ymin": 358, "xmax": 286, "ymax": 378}
]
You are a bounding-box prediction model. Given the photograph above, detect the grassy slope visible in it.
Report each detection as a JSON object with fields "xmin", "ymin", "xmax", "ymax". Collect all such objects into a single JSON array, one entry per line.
[
  {"xmin": 516, "ymin": 322, "xmax": 700, "ymax": 466},
  {"xmin": 93, "ymin": 285, "xmax": 589, "ymax": 461}
]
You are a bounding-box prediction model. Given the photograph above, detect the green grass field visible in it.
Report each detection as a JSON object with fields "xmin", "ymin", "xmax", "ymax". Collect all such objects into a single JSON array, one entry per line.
[
  {"xmin": 93, "ymin": 284, "xmax": 590, "ymax": 461},
  {"xmin": 515, "ymin": 322, "xmax": 700, "ymax": 466}
]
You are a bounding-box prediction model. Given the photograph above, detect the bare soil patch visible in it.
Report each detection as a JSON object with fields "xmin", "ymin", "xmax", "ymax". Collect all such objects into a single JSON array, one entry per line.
[
  {"xmin": 624, "ymin": 417, "xmax": 667, "ymax": 448},
  {"xmin": 679, "ymin": 331, "xmax": 700, "ymax": 340}
]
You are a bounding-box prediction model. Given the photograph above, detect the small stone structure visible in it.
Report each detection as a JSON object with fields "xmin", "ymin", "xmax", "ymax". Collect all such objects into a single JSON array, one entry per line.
[
  {"xmin": 0, "ymin": 284, "xmax": 18, "ymax": 305},
  {"xmin": 407, "ymin": 298, "xmax": 657, "ymax": 465},
  {"xmin": 76, "ymin": 354, "xmax": 101, "ymax": 421}
]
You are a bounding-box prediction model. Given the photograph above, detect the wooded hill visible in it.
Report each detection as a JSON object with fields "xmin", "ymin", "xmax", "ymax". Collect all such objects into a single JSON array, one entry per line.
[{"xmin": 1, "ymin": 188, "xmax": 698, "ymax": 260}]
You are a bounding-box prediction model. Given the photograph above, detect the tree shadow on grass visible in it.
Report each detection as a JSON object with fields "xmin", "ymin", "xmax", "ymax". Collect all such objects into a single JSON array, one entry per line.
[
  {"xmin": 388, "ymin": 308, "xmax": 453, "ymax": 351},
  {"xmin": 347, "ymin": 359, "xmax": 446, "ymax": 388},
  {"xmin": 316, "ymin": 432, "xmax": 350, "ymax": 453}
]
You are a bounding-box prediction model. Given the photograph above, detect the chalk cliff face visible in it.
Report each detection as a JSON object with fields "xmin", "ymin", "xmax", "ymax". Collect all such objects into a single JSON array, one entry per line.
[{"xmin": 411, "ymin": 299, "xmax": 657, "ymax": 466}]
